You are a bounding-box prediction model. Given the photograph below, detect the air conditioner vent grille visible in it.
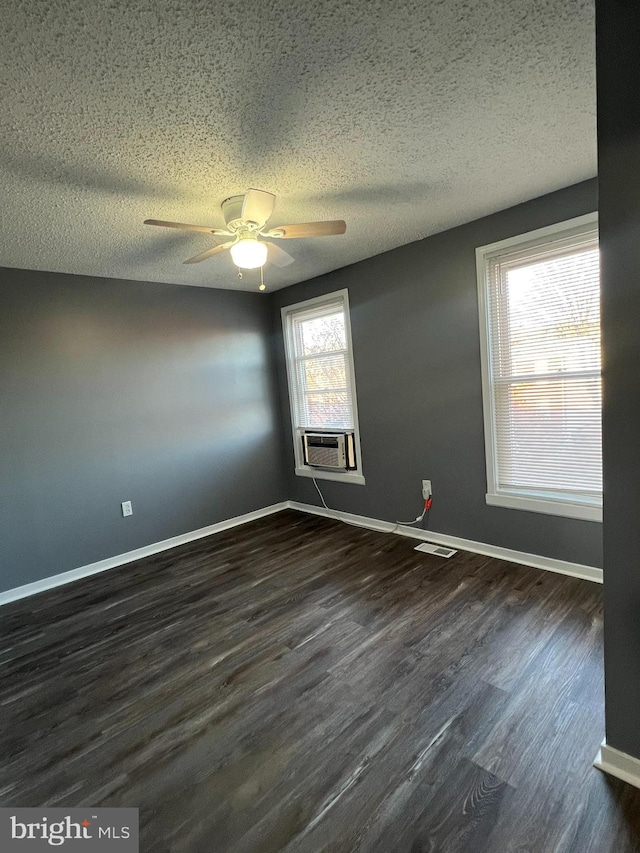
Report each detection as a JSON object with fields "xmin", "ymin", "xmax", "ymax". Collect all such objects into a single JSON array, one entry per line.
[{"xmin": 308, "ymin": 445, "xmax": 343, "ymax": 468}]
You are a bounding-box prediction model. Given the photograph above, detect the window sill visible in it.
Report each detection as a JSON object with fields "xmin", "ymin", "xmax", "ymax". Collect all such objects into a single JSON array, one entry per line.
[
  {"xmin": 486, "ymin": 492, "xmax": 602, "ymax": 522},
  {"xmin": 295, "ymin": 467, "xmax": 366, "ymax": 486}
]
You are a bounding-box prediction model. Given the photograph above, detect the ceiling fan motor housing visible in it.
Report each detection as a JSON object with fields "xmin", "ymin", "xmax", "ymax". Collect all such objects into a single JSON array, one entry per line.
[{"xmin": 222, "ymin": 195, "xmax": 249, "ymax": 230}]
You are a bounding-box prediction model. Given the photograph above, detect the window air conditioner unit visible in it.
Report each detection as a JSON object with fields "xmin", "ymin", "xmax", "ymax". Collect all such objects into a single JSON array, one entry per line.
[{"xmin": 302, "ymin": 431, "xmax": 357, "ymax": 471}]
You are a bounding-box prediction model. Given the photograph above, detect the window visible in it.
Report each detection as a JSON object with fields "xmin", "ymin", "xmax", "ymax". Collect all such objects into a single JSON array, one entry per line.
[
  {"xmin": 476, "ymin": 213, "xmax": 601, "ymax": 521},
  {"xmin": 282, "ymin": 289, "xmax": 364, "ymax": 484}
]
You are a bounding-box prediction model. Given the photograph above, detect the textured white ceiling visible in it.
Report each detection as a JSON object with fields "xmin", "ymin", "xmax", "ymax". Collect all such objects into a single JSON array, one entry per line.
[{"xmin": 0, "ymin": 0, "xmax": 596, "ymax": 292}]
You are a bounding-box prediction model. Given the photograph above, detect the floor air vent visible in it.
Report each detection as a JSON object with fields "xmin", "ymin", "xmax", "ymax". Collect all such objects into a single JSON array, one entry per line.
[{"xmin": 414, "ymin": 542, "xmax": 458, "ymax": 559}]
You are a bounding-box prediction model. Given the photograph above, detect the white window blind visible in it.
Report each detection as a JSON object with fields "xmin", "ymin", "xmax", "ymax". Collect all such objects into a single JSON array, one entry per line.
[
  {"xmin": 478, "ymin": 216, "xmax": 602, "ymax": 520},
  {"xmin": 284, "ymin": 295, "xmax": 355, "ymax": 430}
]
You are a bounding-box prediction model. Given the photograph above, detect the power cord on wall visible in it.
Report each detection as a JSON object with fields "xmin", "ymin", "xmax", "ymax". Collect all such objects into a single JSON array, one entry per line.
[
  {"xmin": 312, "ymin": 477, "xmax": 369, "ymax": 529},
  {"xmin": 393, "ymin": 496, "xmax": 432, "ymax": 533},
  {"xmin": 312, "ymin": 477, "xmax": 432, "ymax": 535},
  {"xmin": 312, "ymin": 476, "xmax": 330, "ymax": 510}
]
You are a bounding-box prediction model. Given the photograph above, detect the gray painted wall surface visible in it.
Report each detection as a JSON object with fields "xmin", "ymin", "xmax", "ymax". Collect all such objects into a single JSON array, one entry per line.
[
  {"xmin": 270, "ymin": 179, "xmax": 602, "ymax": 568},
  {"xmin": 597, "ymin": 1, "xmax": 640, "ymax": 758},
  {"xmin": 0, "ymin": 268, "xmax": 286, "ymax": 593}
]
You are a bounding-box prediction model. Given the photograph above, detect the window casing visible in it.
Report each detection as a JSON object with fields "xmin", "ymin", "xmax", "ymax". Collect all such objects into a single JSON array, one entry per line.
[
  {"xmin": 281, "ymin": 289, "xmax": 364, "ymax": 484},
  {"xmin": 476, "ymin": 213, "xmax": 601, "ymax": 522}
]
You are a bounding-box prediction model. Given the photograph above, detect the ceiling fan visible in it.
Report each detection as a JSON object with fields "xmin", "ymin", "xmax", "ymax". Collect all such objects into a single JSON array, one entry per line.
[{"xmin": 144, "ymin": 188, "xmax": 346, "ymax": 270}]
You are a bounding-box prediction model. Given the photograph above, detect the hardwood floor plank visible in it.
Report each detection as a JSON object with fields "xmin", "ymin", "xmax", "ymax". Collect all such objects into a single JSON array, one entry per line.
[
  {"xmin": 472, "ymin": 604, "xmax": 603, "ymax": 788},
  {"xmin": 393, "ymin": 758, "xmax": 511, "ymax": 853},
  {"xmin": 0, "ymin": 510, "xmax": 637, "ymax": 852}
]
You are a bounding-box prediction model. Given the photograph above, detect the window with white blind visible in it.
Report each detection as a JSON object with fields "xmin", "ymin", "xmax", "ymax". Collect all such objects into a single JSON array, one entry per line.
[
  {"xmin": 282, "ymin": 289, "xmax": 364, "ymax": 484},
  {"xmin": 476, "ymin": 213, "xmax": 601, "ymax": 521}
]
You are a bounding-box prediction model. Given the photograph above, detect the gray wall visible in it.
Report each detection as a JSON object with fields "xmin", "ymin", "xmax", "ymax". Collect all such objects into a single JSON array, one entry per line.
[
  {"xmin": 597, "ymin": 1, "xmax": 640, "ymax": 758},
  {"xmin": 0, "ymin": 267, "xmax": 286, "ymax": 593},
  {"xmin": 270, "ymin": 179, "xmax": 602, "ymax": 568}
]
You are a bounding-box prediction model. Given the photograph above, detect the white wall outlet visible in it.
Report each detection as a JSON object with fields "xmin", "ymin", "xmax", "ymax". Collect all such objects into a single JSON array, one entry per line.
[
  {"xmin": 422, "ymin": 480, "xmax": 432, "ymax": 499},
  {"xmin": 121, "ymin": 500, "xmax": 133, "ymax": 517}
]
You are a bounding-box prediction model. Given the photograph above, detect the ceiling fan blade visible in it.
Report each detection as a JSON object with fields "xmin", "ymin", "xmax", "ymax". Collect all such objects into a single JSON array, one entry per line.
[
  {"xmin": 265, "ymin": 241, "xmax": 295, "ymax": 268},
  {"xmin": 241, "ymin": 189, "xmax": 276, "ymax": 227},
  {"xmin": 144, "ymin": 219, "xmax": 231, "ymax": 236},
  {"xmin": 183, "ymin": 242, "xmax": 234, "ymax": 264},
  {"xmin": 267, "ymin": 220, "xmax": 347, "ymax": 239}
]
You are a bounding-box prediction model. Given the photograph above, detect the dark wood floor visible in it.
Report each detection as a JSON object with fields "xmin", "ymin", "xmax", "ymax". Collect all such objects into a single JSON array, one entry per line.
[{"xmin": 2, "ymin": 510, "xmax": 639, "ymax": 852}]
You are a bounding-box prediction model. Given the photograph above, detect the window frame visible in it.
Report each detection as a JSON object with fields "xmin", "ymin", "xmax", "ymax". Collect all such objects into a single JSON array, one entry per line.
[
  {"xmin": 281, "ymin": 288, "xmax": 365, "ymax": 485},
  {"xmin": 476, "ymin": 212, "xmax": 602, "ymax": 522}
]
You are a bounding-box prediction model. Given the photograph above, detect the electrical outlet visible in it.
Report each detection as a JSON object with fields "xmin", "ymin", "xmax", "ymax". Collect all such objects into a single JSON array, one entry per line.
[
  {"xmin": 121, "ymin": 500, "xmax": 133, "ymax": 517},
  {"xmin": 422, "ymin": 480, "xmax": 432, "ymax": 499}
]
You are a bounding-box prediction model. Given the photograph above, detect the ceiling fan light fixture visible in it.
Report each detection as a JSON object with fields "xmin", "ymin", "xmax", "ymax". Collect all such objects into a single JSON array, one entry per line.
[
  {"xmin": 230, "ymin": 237, "xmax": 268, "ymax": 269},
  {"xmin": 144, "ymin": 188, "xmax": 345, "ymax": 270}
]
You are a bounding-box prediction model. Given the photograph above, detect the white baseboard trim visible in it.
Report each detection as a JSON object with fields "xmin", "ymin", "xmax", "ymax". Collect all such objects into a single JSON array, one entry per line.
[
  {"xmin": 287, "ymin": 501, "xmax": 603, "ymax": 584},
  {"xmin": 1, "ymin": 497, "xmax": 602, "ymax": 607},
  {"xmin": 594, "ymin": 740, "xmax": 640, "ymax": 790},
  {"xmin": 0, "ymin": 502, "xmax": 289, "ymax": 607}
]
